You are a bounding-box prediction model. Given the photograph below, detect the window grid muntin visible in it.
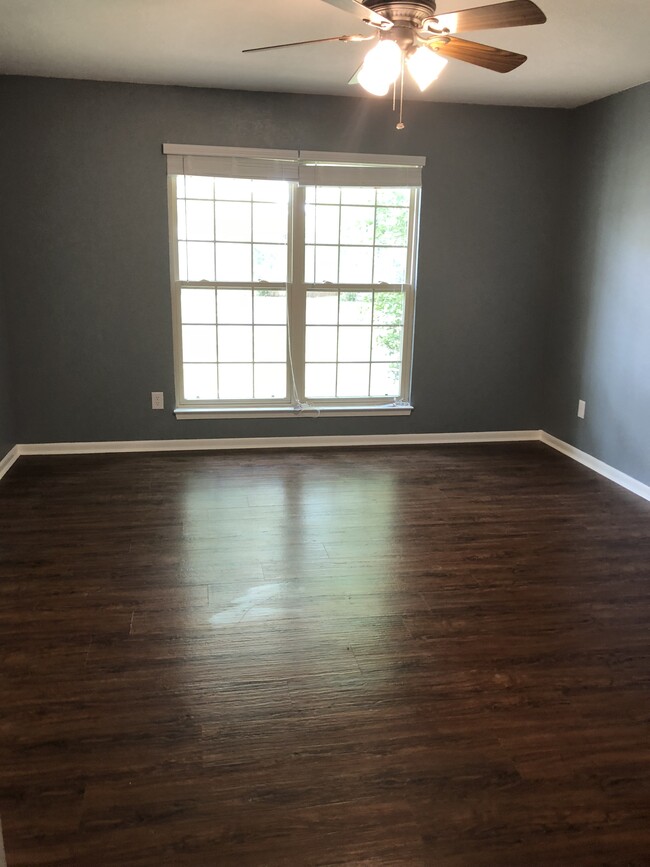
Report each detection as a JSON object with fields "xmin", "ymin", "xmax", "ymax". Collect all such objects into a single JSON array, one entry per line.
[
  {"xmin": 179, "ymin": 283, "xmax": 290, "ymax": 402},
  {"xmin": 302, "ymin": 184, "xmax": 413, "ymax": 402},
  {"xmin": 304, "ymin": 187, "xmax": 411, "ymax": 286},
  {"xmin": 304, "ymin": 287, "xmax": 405, "ymax": 400},
  {"xmin": 177, "ymin": 176, "xmax": 289, "ymax": 285}
]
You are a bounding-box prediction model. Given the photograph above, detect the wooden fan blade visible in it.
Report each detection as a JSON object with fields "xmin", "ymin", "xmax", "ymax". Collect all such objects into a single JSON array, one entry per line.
[
  {"xmin": 432, "ymin": 36, "xmax": 527, "ymax": 72},
  {"xmin": 243, "ymin": 34, "xmax": 371, "ymax": 53},
  {"xmin": 319, "ymin": 0, "xmax": 393, "ymax": 29},
  {"xmin": 434, "ymin": 1, "xmax": 546, "ymax": 35}
]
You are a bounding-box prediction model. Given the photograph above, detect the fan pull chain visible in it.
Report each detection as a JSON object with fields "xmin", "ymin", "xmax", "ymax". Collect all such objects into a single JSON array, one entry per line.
[
  {"xmin": 392, "ymin": 79, "xmax": 396, "ymax": 112},
  {"xmin": 396, "ymin": 54, "xmax": 405, "ymax": 130}
]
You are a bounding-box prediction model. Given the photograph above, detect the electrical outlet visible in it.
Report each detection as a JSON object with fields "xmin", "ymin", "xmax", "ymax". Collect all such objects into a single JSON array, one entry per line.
[
  {"xmin": 151, "ymin": 392, "xmax": 164, "ymax": 410},
  {"xmin": 577, "ymin": 399, "xmax": 586, "ymax": 419}
]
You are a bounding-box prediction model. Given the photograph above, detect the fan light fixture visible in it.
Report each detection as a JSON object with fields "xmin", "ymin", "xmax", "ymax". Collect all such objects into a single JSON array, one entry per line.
[
  {"xmin": 243, "ymin": 0, "xmax": 548, "ymax": 130},
  {"xmin": 357, "ymin": 37, "xmax": 449, "ymax": 125},
  {"xmin": 358, "ymin": 40, "xmax": 448, "ymax": 96}
]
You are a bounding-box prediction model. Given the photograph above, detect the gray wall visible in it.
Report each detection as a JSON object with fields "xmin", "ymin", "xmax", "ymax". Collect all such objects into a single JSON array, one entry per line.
[
  {"xmin": 544, "ymin": 82, "xmax": 650, "ymax": 486},
  {"xmin": 0, "ymin": 76, "xmax": 569, "ymax": 444},
  {"xmin": 0, "ymin": 261, "xmax": 16, "ymax": 460},
  {"xmin": 0, "ymin": 290, "xmax": 16, "ymax": 461}
]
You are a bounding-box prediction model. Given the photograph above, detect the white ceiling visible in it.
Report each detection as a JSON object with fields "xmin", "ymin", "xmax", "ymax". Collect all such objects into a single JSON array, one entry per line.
[{"xmin": 1, "ymin": 0, "xmax": 649, "ymax": 108}]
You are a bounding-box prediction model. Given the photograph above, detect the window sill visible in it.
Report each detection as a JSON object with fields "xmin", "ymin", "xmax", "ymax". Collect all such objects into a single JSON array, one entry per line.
[{"xmin": 175, "ymin": 404, "xmax": 414, "ymax": 420}]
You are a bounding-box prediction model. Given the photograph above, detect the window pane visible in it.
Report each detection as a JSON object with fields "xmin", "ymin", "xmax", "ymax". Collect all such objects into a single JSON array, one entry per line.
[
  {"xmin": 215, "ymin": 201, "xmax": 251, "ymax": 242},
  {"xmin": 177, "ymin": 204, "xmax": 187, "ymax": 240},
  {"xmin": 254, "ymin": 290, "xmax": 286, "ymax": 324},
  {"xmin": 306, "ymin": 291, "xmax": 339, "ymax": 325},
  {"xmin": 341, "ymin": 188, "xmax": 375, "ymax": 205},
  {"xmin": 253, "ymin": 244, "xmax": 287, "ymax": 282},
  {"xmin": 373, "ymin": 292, "xmax": 405, "ymax": 325},
  {"xmin": 219, "ymin": 364, "xmax": 253, "ymax": 399},
  {"xmin": 374, "ymin": 247, "xmax": 407, "ymax": 284},
  {"xmin": 182, "ymin": 325, "xmax": 217, "ymax": 363},
  {"xmin": 370, "ymin": 363, "xmax": 401, "ymax": 397},
  {"xmin": 305, "ymin": 245, "xmax": 339, "ymax": 284},
  {"xmin": 339, "ymin": 247, "xmax": 373, "ymax": 283},
  {"xmin": 372, "ymin": 326, "xmax": 403, "ymax": 361},
  {"xmin": 182, "ymin": 288, "xmax": 216, "ymax": 324},
  {"xmin": 185, "ymin": 200, "xmax": 214, "ymax": 241},
  {"xmin": 218, "ymin": 325, "xmax": 253, "ymax": 362},
  {"xmin": 217, "ymin": 289, "xmax": 252, "ymax": 324},
  {"xmin": 375, "ymin": 207, "xmax": 409, "ymax": 246},
  {"xmin": 340, "ymin": 206, "xmax": 374, "ymax": 245},
  {"xmin": 306, "ymin": 326, "xmax": 337, "ymax": 362},
  {"xmin": 337, "ymin": 363, "xmax": 370, "ymax": 397},
  {"xmin": 338, "ymin": 326, "xmax": 371, "ymax": 362},
  {"xmin": 254, "ymin": 325, "xmax": 286, "ymax": 362},
  {"xmin": 339, "ymin": 292, "xmax": 372, "ymax": 325},
  {"xmin": 187, "ymin": 242, "xmax": 215, "ymax": 281},
  {"xmin": 315, "ymin": 187, "xmax": 340, "ymax": 205},
  {"xmin": 316, "ymin": 246, "xmax": 340, "ymax": 283},
  {"xmin": 214, "ymin": 178, "xmax": 252, "ymax": 200},
  {"xmin": 176, "ymin": 176, "xmax": 186, "ymax": 197},
  {"xmin": 184, "ymin": 363, "xmax": 218, "ymax": 400},
  {"xmin": 377, "ymin": 188, "xmax": 410, "ymax": 206},
  {"xmin": 305, "ymin": 363, "xmax": 336, "ymax": 397},
  {"xmin": 254, "ymin": 363, "xmax": 287, "ymax": 399},
  {"xmin": 252, "ymin": 180, "xmax": 289, "ymax": 203},
  {"xmin": 185, "ymin": 176, "xmax": 214, "ymax": 199},
  {"xmin": 178, "ymin": 242, "xmax": 188, "ymax": 281},
  {"xmin": 215, "ymin": 243, "xmax": 251, "ymax": 282},
  {"xmin": 305, "ymin": 205, "xmax": 340, "ymax": 245},
  {"xmin": 253, "ymin": 203, "xmax": 287, "ymax": 243}
]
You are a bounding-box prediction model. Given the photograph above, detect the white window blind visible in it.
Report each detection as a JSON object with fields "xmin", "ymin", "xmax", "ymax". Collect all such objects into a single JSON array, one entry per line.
[
  {"xmin": 298, "ymin": 150, "xmax": 425, "ymax": 188},
  {"xmin": 163, "ymin": 144, "xmax": 300, "ymax": 181},
  {"xmin": 163, "ymin": 145, "xmax": 425, "ymax": 186}
]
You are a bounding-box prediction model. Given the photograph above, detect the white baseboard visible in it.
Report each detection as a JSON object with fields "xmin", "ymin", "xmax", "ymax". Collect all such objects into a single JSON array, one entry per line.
[
  {"xmin": 18, "ymin": 430, "xmax": 540, "ymax": 456},
  {"xmin": 541, "ymin": 432, "xmax": 650, "ymax": 503},
  {"xmin": 0, "ymin": 445, "xmax": 19, "ymax": 481},
  {"xmin": 5, "ymin": 432, "xmax": 649, "ymax": 504}
]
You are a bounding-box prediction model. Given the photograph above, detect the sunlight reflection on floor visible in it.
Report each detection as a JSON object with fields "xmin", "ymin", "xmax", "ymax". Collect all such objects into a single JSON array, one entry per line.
[{"xmin": 209, "ymin": 582, "xmax": 286, "ymax": 625}]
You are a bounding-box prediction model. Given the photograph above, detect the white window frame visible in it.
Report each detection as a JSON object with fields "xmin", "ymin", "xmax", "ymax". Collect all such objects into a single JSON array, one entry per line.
[{"xmin": 165, "ymin": 145, "xmax": 423, "ymax": 420}]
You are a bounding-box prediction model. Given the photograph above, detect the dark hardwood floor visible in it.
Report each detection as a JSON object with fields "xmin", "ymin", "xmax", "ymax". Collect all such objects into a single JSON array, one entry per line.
[{"xmin": 1, "ymin": 443, "xmax": 649, "ymax": 866}]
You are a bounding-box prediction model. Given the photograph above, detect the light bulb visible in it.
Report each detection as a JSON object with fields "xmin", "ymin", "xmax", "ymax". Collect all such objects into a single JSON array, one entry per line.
[
  {"xmin": 407, "ymin": 46, "xmax": 448, "ymax": 92},
  {"xmin": 358, "ymin": 39, "xmax": 402, "ymax": 96}
]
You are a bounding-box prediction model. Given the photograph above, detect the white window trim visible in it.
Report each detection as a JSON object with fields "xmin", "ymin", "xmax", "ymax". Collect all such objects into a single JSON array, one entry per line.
[
  {"xmin": 174, "ymin": 405, "xmax": 414, "ymax": 420},
  {"xmin": 166, "ymin": 145, "xmax": 424, "ymax": 420}
]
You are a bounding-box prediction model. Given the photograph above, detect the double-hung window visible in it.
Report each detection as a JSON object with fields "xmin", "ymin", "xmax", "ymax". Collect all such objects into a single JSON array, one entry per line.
[{"xmin": 165, "ymin": 145, "xmax": 424, "ymax": 418}]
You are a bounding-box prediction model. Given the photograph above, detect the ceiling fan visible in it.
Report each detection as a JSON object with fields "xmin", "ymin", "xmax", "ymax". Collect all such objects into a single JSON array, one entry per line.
[{"xmin": 243, "ymin": 0, "xmax": 546, "ymax": 127}]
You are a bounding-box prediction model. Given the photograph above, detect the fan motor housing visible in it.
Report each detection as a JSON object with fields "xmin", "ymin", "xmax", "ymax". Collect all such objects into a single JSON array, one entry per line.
[{"xmin": 363, "ymin": 1, "xmax": 438, "ymax": 29}]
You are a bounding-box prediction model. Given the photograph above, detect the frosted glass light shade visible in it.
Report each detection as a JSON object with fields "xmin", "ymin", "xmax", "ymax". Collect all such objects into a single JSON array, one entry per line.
[
  {"xmin": 358, "ymin": 65, "xmax": 391, "ymax": 96},
  {"xmin": 407, "ymin": 46, "xmax": 448, "ymax": 91},
  {"xmin": 358, "ymin": 39, "xmax": 402, "ymax": 96}
]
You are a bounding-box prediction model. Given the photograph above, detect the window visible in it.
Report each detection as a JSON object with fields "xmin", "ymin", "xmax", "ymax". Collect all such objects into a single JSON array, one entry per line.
[{"xmin": 165, "ymin": 145, "xmax": 424, "ymax": 418}]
